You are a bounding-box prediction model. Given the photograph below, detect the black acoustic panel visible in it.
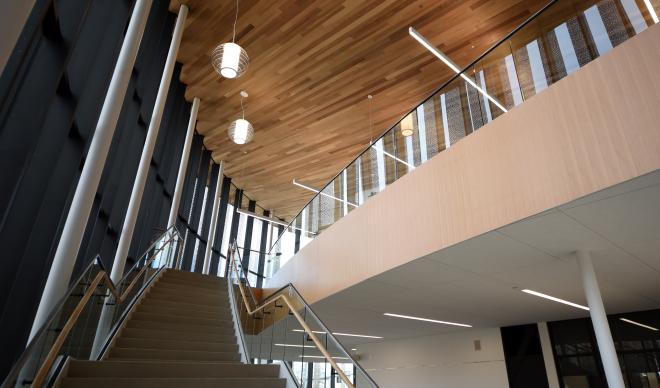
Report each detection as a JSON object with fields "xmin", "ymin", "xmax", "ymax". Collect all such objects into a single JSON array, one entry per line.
[{"xmin": 501, "ymin": 324, "xmax": 550, "ymax": 388}]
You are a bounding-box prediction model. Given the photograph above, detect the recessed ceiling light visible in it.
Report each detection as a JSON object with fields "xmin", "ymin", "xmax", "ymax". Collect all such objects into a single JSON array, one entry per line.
[
  {"xmin": 521, "ymin": 289, "xmax": 590, "ymax": 311},
  {"xmin": 620, "ymin": 318, "xmax": 658, "ymax": 331},
  {"xmin": 292, "ymin": 329, "xmax": 383, "ymax": 339},
  {"xmin": 383, "ymin": 313, "xmax": 472, "ymax": 328}
]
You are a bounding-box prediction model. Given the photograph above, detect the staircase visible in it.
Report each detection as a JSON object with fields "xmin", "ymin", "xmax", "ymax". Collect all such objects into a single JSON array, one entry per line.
[{"xmin": 56, "ymin": 269, "xmax": 286, "ymax": 388}]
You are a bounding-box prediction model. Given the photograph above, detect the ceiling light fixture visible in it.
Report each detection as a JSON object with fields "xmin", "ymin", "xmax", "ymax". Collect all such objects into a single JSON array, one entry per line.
[
  {"xmin": 228, "ymin": 90, "xmax": 254, "ymax": 145},
  {"xmin": 408, "ymin": 27, "xmax": 508, "ymax": 113},
  {"xmin": 211, "ymin": 0, "xmax": 249, "ymax": 78},
  {"xmin": 292, "ymin": 329, "xmax": 383, "ymax": 339},
  {"xmin": 620, "ymin": 318, "xmax": 658, "ymax": 331},
  {"xmin": 236, "ymin": 208, "xmax": 316, "ymax": 235},
  {"xmin": 384, "ymin": 313, "xmax": 472, "ymax": 328},
  {"xmin": 275, "ymin": 343, "xmax": 317, "ymax": 348},
  {"xmin": 299, "ymin": 355, "xmax": 351, "ymax": 360},
  {"xmin": 400, "ymin": 113, "xmax": 414, "ymax": 137},
  {"xmin": 371, "ymin": 144, "xmax": 415, "ymax": 169},
  {"xmin": 292, "ymin": 180, "xmax": 358, "ymax": 208},
  {"xmin": 521, "ymin": 289, "xmax": 590, "ymax": 311}
]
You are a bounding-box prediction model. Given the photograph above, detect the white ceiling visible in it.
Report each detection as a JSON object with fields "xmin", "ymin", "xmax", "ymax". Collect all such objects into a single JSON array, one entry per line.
[{"xmin": 308, "ymin": 169, "xmax": 660, "ymax": 348}]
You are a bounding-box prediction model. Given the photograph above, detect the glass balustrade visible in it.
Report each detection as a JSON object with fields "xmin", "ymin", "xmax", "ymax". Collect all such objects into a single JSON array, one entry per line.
[
  {"xmin": 265, "ymin": 0, "xmax": 660, "ymax": 279},
  {"xmin": 1, "ymin": 228, "xmax": 183, "ymax": 388},
  {"xmin": 228, "ymin": 243, "xmax": 378, "ymax": 387}
]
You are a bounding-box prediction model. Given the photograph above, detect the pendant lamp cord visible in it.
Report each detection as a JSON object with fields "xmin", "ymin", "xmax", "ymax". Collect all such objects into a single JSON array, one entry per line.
[
  {"xmin": 232, "ymin": 0, "xmax": 239, "ymax": 43},
  {"xmin": 240, "ymin": 94, "xmax": 245, "ymax": 120},
  {"xmin": 368, "ymin": 95, "xmax": 374, "ymax": 145}
]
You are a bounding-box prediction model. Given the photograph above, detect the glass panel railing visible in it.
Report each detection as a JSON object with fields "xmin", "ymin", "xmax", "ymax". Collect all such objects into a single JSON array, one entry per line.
[
  {"xmin": 227, "ymin": 242, "xmax": 378, "ymax": 388},
  {"xmin": 266, "ymin": 0, "xmax": 660, "ymax": 278},
  {"xmin": 1, "ymin": 227, "xmax": 183, "ymax": 388}
]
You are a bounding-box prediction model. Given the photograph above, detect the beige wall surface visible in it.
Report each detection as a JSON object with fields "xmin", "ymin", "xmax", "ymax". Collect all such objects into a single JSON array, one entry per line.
[
  {"xmin": 355, "ymin": 328, "xmax": 509, "ymax": 388},
  {"xmin": 266, "ymin": 24, "xmax": 660, "ymax": 304}
]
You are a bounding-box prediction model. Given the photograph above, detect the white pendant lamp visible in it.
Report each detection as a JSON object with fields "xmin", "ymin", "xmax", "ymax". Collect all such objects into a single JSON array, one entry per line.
[
  {"xmin": 400, "ymin": 113, "xmax": 414, "ymax": 137},
  {"xmin": 228, "ymin": 91, "xmax": 254, "ymax": 144},
  {"xmin": 212, "ymin": 0, "xmax": 249, "ymax": 79}
]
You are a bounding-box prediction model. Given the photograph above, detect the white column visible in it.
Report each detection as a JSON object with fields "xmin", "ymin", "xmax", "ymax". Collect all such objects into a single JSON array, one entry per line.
[
  {"xmin": 577, "ymin": 250, "xmax": 625, "ymax": 388},
  {"xmin": 29, "ymin": 0, "xmax": 153, "ymax": 340},
  {"xmin": 203, "ymin": 161, "xmax": 225, "ymax": 274},
  {"xmin": 167, "ymin": 96, "xmax": 199, "ymax": 228},
  {"xmin": 110, "ymin": 5, "xmax": 188, "ymax": 283},
  {"xmin": 537, "ymin": 322, "xmax": 561, "ymax": 388}
]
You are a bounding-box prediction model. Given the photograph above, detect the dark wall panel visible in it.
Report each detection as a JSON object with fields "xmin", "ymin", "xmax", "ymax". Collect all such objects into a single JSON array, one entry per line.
[{"xmin": 0, "ymin": 0, "xmax": 195, "ymax": 379}]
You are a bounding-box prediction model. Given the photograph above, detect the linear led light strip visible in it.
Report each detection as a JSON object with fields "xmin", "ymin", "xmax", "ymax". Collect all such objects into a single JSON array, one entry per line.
[
  {"xmin": 383, "ymin": 313, "xmax": 472, "ymax": 328},
  {"xmin": 409, "ymin": 27, "xmax": 508, "ymax": 114},
  {"xmin": 236, "ymin": 208, "xmax": 316, "ymax": 235},
  {"xmin": 521, "ymin": 289, "xmax": 590, "ymax": 311},
  {"xmin": 299, "ymin": 355, "xmax": 351, "ymax": 360},
  {"xmin": 275, "ymin": 343, "xmax": 317, "ymax": 348},
  {"xmin": 292, "ymin": 329, "xmax": 383, "ymax": 339},
  {"xmin": 620, "ymin": 318, "xmax": 658, "ymax": 331},
  {"xmin": 292, "ymin": 180, "xmax": 359, "ymax": 208},
  {"xmin": 644, "ymin": 0, "xmax": 659, "ymax": 23},
  {"xmin": 370, "ymin": 143, "xmax": 415, "ymax": 169}
]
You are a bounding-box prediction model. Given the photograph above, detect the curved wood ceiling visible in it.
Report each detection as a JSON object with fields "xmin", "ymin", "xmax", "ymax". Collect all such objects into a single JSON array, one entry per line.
[{"xmin": 169, "ymin": 0, "xmax": 546, "ymax": 220}]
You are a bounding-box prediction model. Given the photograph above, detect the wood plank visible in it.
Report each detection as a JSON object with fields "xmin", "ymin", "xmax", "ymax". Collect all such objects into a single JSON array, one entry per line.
[{"xmin": 168, "ymin": 0, "xmax": 548, "ymax": 219}]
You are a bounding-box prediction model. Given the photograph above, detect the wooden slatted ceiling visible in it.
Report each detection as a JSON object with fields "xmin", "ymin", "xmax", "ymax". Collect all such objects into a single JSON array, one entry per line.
[{"xmin": 169, "ymin": 0, "xmax": 547, "ymax": 220}]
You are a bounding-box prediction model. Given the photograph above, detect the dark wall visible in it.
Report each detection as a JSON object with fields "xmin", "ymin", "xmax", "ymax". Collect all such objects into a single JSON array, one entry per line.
[
  {"xmin": 501, "ymin": 324, "xmax": 550, "ymax": 388},
  {"xmin": 0, "ymin": 0, "xmax": 195, "ymax": 379}
]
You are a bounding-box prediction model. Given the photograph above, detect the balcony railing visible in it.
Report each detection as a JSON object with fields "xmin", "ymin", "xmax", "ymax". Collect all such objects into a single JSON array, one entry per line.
[{"xmin": 265, "ymin": 0, "xmax": 659, "ymax": 279}]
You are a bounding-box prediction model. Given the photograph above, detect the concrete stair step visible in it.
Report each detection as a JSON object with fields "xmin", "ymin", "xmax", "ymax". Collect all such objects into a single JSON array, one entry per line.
[
  {"xmin": 130, "ymin": 311, "xmax": 234, "ymax": 328},
  {"xmin": 138, "ymin": 298, "xmax": 231, "ymax": 315},
  {"xmin": 67, "ymin": 360, "xmax": 280, "ymax": 378},
  {"xmin": 151, "ymin": 282, "xmax": 228, "ymax": 297},
  {"xmin": 120, "ymin": 327, "xmax": 236, "ymax": 343},
  {"xmin": 108, "ymin": 347, "xmax": 241, "ymax": 362},
  {"xmin": 135, "ymin": 304, "xmax": 227, "ymax": 320},
  {"xmin": 155, "ymin": 278, "xmax": 223, "ymax": 291},
  {"xmin": 161, "ymin": 270, "xmax": 227, "ymax": 285},
  {"xmin": 115, "ymin": 337, "xmax": 238, "ymax": 353},
  {"xmin": 59, "ymin": 377, "xmax": 286, "ymax": 388},
  {"xmin": 125, "ymin": 319, "xmax": 235, "ymax": 335},
  {"xmin": 143, "ymin": 291, "xmax": 230, "ymax": 307}
]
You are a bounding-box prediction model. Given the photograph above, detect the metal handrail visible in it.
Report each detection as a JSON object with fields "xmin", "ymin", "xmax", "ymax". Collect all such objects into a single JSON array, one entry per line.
[
  {"xmin": 2, "ymin": 230, "xmax": 181, "ymax": 388},
  {"xmin": 228, "ymin": 243, "xmax": 379, "ymax": 388},
  {"xmin": 30, "ymin": 233, "xmax": 179, "ymax": 387},
  {"xmin": 267, "ymin": 0, "xmax": 560, "ymax": 253}
]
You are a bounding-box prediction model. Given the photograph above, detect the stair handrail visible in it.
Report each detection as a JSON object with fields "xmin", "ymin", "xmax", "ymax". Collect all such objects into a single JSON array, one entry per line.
[
  {"xmin": 12, "ymin": 227, "xmax": 182, "ymax": 388},
  {"xmin": 228, "ymin": 242, "xmax": 379, "ymax": 388}
]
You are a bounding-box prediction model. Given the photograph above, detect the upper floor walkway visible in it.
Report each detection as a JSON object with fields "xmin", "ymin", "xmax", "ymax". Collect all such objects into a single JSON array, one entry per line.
[{"xmin": 265, "ymin": 6, "xmax": 660, "ymax": 305}]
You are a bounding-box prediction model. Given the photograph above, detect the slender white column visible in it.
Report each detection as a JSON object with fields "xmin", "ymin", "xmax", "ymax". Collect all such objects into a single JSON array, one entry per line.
[
  {"xmin": 29, "ymin": 0, "xmax": 153, "ymax": 340},
  {"xmin": 537, "ymin": 322, "xmax": 561, "ymax": 388},
  {"xmin": 576, "ymin": 250, "xmax": 625, "ymax": 388},
  {"xmin": 203, "ymin": 161, "xmax": 225, "ymax": 274},
  {"xmin": 110, "ymin": 5, "xmax": 188, "ymax": 283},
  {"xmin": 167, "ymin": 97, "xmax": 200, "ymax": 229}
]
